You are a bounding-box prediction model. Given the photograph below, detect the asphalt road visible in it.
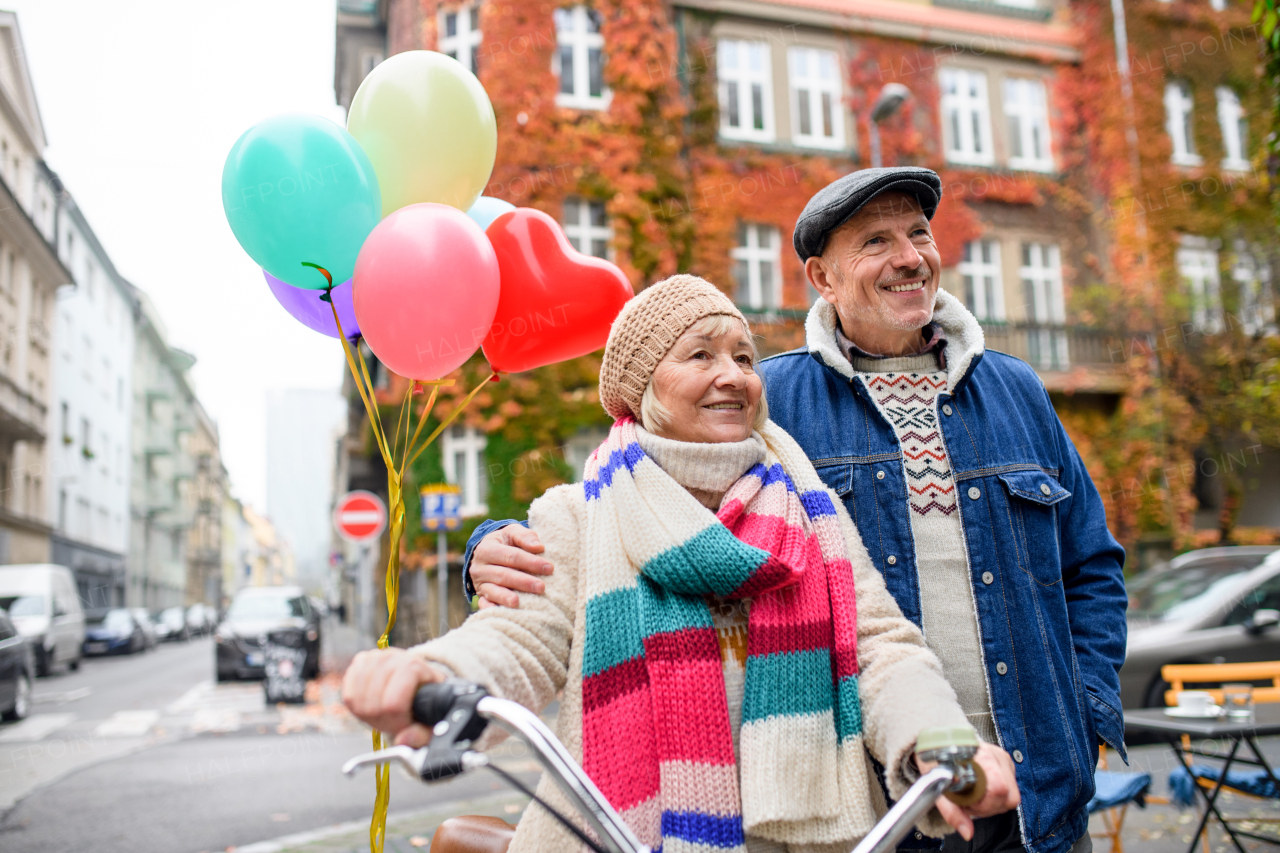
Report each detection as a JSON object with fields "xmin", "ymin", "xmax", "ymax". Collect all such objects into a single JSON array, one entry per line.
[{"xmin": 0, "ymin": 622, "xmax": 530, "ymax": 853}]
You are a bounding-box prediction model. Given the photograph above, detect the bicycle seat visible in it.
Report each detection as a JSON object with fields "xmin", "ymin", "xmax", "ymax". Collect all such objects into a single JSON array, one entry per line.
[{"xmin": 430, "ymin": 815, "xmax": 517, "ymax": 853}]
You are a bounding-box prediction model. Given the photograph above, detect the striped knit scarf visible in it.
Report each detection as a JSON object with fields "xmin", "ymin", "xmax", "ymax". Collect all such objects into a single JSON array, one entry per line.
[{"xmin": 580, "ymin": 417, "xmax": 876, "ymax": 852}]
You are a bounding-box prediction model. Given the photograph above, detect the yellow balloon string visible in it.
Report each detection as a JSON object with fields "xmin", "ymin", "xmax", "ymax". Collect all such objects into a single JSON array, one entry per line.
[{"xmin": 316, "ymin": 265, "xmax": 497, "ymax": 853}]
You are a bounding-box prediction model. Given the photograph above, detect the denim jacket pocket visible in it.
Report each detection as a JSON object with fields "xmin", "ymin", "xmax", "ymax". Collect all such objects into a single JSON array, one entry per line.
[
  {"xmin": 815, "ymin": 463, "xmax": 853, "ymax": 497},
  {"xmin": 997, "ymin": 470, "xmax": 1072, "ymax": 586}
]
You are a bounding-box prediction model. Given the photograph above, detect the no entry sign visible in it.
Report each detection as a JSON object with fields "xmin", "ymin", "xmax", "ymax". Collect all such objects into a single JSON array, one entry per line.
[{"xmin": 333, "ymin": 490, "xmax": 388, "ymax": 542}]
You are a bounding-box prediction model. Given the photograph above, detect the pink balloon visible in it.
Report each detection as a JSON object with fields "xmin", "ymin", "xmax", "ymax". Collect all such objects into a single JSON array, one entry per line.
[{"xmin": 353, "ymin": 203, "xmax": 499, "ymax": 380}]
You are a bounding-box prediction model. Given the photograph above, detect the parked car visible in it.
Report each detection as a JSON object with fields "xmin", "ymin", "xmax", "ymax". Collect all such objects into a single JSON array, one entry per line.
[
  {"xmin": 82, "ymin": 608, "xmax": 147, "ymax": 656},
  {"xmin": 156, "ymin": 607, "xmax": 190, "ymax": 642},
  {"xmin": 130, "ymin": 608, "xmax": 158, "ymax": 649},
  {"xmin": 186, "ymin": 603, "xmax": 214, "ymax": 636},
  {"xmin": 0, "ymin": 608, "xmax": 33, "ymax": 721},
  {"xmin": 215, "ymin": 586, "xmax": 320, "ymax": 682},
  {"xmin": 0, "ymin": 564, "xmax": 85, "ymax": 675},
  {"xmin": 1122, "ymin": 545, "xmax": 1280, "ymax": 708}
]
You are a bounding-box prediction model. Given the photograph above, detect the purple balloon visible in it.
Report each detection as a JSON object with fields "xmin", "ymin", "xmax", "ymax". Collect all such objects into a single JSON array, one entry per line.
[{"xmin": 263, "ymin": 270, "xmax": 360, "ymax": 339}]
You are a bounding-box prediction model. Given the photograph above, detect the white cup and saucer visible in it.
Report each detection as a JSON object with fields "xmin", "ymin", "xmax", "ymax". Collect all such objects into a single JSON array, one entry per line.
[{"xmin": 1164, "ymin": 690, "xmax": 1223, "ymax": 718}]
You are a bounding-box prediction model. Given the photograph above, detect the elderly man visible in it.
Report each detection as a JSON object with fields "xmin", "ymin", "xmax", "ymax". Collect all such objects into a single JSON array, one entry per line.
[{"xmin": 463, "ymin": 167, "xmax": 1127, "ymax": 853}]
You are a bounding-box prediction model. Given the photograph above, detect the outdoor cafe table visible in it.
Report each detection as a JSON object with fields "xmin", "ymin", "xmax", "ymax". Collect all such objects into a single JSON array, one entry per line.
[{"xmin": 1125, "ymin": 705, "xmax": 1280, "ymax": 853}]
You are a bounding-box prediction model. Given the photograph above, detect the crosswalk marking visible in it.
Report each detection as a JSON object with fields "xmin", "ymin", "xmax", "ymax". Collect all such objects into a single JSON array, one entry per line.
[
  {"xmin": 33, "ymin": 686, "xmax": 93, "ymax": 704},
  {"xmin": 0, "ymin": 713, "xmax": 76, "ymax": 742},
  {"xmin": 94, "ymin": 710, "xmax": 160, "ymax": 738},
  {"xmin": 167, "ymin": 680, "xmax": 265, "ymax": 716}
]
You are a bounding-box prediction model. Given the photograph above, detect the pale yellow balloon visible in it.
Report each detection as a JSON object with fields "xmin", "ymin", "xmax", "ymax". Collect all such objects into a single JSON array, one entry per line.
[{"xmin": 347, "ymin": 51, "xmax": 497, "ymax": 216}]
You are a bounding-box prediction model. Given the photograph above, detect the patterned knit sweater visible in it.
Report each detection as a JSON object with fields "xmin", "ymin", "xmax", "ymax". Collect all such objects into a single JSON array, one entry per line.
[
  {"xmin": 412, "ymin": 426, "xmax": 969, "ymax": 852},
  {"xmin": 845, "ymin": 348, "xmax": 997, "ymax": 745}
]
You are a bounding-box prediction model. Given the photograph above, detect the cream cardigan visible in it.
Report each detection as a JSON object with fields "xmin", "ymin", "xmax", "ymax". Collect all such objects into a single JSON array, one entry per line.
[{"xmin": 412, "ymin": 428, "xmax": 968, "ymax": 853}]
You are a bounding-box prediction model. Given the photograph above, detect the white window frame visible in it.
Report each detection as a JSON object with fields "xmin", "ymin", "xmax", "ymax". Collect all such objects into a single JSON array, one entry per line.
[
  {"xmin": 718, "ymin": 39, "xmax": 775, "ymax": 143},
  {"xmin": 1019, "ymin": 242, "xmax": 1069, "ymax": 370},
  {"xmin": 940, "ymin": 67, "xmax": 994, "ymax": 166},
  {"xmin": 1003, "ymin": 77, "xmax": 1053, "ymax": 172},
  {"xmin": 359, "ymin": 50, "xmax": 383, "ymax": 79},
  {"xmin": 731, "ymin": 223, "xmax": 782, "ymax": 309},
  {"xmin": 1165, "ymin": 81, "xmax": 1202, "ymax": 167},
  {"xmin": 958, "ymin": 239, "xmax": 1005, "ymax": 321},
  {"xmin": 788, "ymin": 46, "xmax": 844, "ymax": 150},
  {"xmin": 562, "ymin": 197, "xmax": 612, "ymax": 260},
  {"xmin": 553, "ymin": 5, "xmax": 610, "ymax": 110},
  {"xmin": 1216, "ymin": 86, "xmax": 1249, "ymax": 172},
  {"xmin": 1231, "ymin": 240, "xmax": 1275, "ymax": 336},
  {"xmin": 442, "ymin": 424, "xmax": 488, "ymax": 517},
  {"xmin": 1176, "ymin": 236, "xmax": 1223, "ymax": 333},
  {"xmin": 439, "ymin": 4, "xmax": 482, "ymax": 76}
]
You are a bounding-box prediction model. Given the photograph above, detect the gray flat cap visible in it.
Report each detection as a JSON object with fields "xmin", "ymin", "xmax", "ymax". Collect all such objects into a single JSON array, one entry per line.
[{"xmin": 793, "ymin": 167, "xmax": 942, "ymax": 260}]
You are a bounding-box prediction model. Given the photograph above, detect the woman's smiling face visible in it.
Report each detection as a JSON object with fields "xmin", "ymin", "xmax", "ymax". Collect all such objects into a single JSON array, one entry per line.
[{"xmin": 647, "ymin": 316, "xmax": 763, "ymax": 444}]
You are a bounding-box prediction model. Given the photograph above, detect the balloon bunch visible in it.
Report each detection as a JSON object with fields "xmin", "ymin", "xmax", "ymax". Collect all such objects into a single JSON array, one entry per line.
[{"xmin": 220, "ymin": 51, "xmax": 633, "ymax": 853}]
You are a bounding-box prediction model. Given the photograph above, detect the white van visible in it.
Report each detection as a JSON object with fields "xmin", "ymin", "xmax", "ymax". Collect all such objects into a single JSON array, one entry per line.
[{"xmin": 0, "ymin": 564, "xmax": 84, "ymax": 675}]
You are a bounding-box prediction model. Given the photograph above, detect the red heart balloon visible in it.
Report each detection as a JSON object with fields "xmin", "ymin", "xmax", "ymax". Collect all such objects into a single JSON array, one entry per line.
[{"xmin": 482, "ymin": 208, "xmax": 634, "ymax": 373}]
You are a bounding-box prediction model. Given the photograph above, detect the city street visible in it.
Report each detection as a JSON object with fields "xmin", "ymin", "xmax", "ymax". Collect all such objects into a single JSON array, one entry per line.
[{"xmin": 0, "ymin": 621, "xmax": 538, "ymax": 853}]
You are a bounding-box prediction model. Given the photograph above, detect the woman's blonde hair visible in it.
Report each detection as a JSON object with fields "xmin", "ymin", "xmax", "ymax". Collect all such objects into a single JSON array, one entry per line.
[{"xmin": 639, "ymin": 313, "xmax": 769, "ymax": 433}]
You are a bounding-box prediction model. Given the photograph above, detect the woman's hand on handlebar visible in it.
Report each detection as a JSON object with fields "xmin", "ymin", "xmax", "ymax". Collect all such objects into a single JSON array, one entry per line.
[
  {"xmin": 919, "ymin": 742, "xmax": 1020, "ymax": 842},
  {"xmin": 342, "ymin": 647, "xmax": 448, "ymax": 747}
]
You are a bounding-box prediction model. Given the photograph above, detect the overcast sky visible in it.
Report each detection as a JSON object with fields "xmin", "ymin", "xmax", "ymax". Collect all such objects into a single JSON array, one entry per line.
[{"xmin": 11, "ymin": 0, "xmax": 348, "ymax": 510}]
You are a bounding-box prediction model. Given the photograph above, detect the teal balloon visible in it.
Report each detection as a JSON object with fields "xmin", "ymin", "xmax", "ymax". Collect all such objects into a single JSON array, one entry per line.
[
  {"xmin": 222, "ymin": 114, "xmax": 381, "ymax": 289},
  {"xmin": 465, "ymin": 196, "xmax": 516, "ymax": 231}
]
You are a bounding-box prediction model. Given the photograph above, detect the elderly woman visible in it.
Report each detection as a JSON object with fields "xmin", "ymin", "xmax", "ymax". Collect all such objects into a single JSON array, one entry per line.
[{"xmin": 343, "ymin": 276, "xmax": 1017, "ymax": 853}]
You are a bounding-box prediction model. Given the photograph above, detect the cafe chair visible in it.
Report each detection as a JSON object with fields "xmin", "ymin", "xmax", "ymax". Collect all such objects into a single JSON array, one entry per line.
[
  {"xmin": 1170, "ymin": 765, "xmax": 1280, "ymax": 807},
  {"xmin": 1090, "ymin": 746, "xmax": 1152, "ymax": 853},
  {"xmin": 1160, "ymin": 661, "xmax": 1280, "ymax": 708}
]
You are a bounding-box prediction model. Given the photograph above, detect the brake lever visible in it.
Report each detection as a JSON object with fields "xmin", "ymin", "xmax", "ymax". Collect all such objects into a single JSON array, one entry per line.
[
  {"xmin": 344, "ymin": 679, "xmax": 494, "ymax": 782},
  {"xmin": 342, "ymin": 744, "xmax": 490, "ymax": 780},
  {"xmin": 343, "ymin": 744, "xmax": 428, "ymax": 777}
]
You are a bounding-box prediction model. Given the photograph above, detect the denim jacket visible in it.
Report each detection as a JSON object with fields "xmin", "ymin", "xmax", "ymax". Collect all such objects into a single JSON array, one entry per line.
[{"xmin": 463, "ymin": 291, "xmax": 1128, "ymax": 853}]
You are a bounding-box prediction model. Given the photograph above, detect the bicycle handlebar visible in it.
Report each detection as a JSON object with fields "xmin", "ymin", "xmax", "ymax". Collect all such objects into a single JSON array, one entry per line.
[{"xmin": 343, "ymin": 680, "xmax": 988, "ymax": 853}]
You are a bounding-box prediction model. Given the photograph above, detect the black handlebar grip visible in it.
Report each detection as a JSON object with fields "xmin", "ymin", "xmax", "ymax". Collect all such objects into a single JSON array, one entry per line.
[{"xmin": 412, "ymin": 680, "xmax": 462, "ymax": 727}]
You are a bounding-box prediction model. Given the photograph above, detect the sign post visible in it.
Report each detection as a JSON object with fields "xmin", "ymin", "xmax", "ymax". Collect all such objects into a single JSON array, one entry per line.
[
  {"xmin": 334, "ymin": 491, "xmax": 388, "ymax": 641},
  {"xmin": 419, "ymin": 484, "xmax": 462, "ymax": 637}
]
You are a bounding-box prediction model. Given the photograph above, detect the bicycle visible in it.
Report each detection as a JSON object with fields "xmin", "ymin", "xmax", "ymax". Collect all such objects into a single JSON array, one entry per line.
[{"xmin": 343, "ymin": 678, "xmax": 988, "ymax": 853}]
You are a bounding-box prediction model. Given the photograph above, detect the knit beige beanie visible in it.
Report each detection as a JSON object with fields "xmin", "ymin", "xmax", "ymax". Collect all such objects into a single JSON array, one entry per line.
[{"xmin": 599, "ymin": 274, "xmax": 749, "ymax": 421}]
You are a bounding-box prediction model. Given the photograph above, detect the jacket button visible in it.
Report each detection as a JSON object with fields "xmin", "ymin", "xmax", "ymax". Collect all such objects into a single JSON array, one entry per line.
[
  {"xmin": 915, "ymin": 832, "xmax": 924, "ymax": 840},
  {"xmin": 982, "ymin": 571, "xmax": 994, "ymax": 585},
  {"xmin": 968, "ymin": 486, "xmax": 981, "ymax": 500},
  {"xmin": 942, "ymin": 404, "xmax": 953, "ymax": 416},
  {"xmin": 887, "ymin": 555, "xmax": 897, "ymax": 565},
  {"xmin": 1040, "ymin": 483, "xmax": 1052, "ymax": 496},
  {"xmin": 1013, "ymin": 749, "xmax": 1024, "ymax": 763},
  {"xmin": 876, "ymin": 470, "xmax": 886, "ymax": 480},
  {"xmin": 996, "ymin": 661, "xmax": 1008, "ymax": 675}
]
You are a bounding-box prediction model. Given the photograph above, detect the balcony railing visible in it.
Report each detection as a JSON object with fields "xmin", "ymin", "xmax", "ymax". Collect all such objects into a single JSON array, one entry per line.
[
  {"xmin": 978, "ymin": 323, "xmax": 1122, "ymax": 372},
  {"xmin": 0, "ymin": 372, "xmax": 46, "ymax": 443}
]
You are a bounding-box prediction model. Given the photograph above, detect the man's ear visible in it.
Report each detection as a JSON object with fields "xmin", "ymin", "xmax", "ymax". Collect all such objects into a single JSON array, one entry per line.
[{"xmin": 805, "ymin": 256, "xmax": 838, "ymax": 306}]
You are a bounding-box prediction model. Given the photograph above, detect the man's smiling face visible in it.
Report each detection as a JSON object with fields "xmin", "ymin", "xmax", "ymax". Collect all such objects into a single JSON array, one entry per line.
[{"xmin": 803, "ymin": 191, "xmax": 942, "ymax": 356}]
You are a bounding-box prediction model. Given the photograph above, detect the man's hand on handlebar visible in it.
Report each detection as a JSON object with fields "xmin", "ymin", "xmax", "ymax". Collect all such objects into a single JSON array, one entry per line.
[
  {"xmin": 342, "ymin": 647, "xmax": 448, "ymax": 747},
  {"xmin": 919, "ymin": 742, "xmax": 1020, "ymax": 842},
  {"xmin": 471, "ymin": 525, "xmax": 553, "ymax": 609}
]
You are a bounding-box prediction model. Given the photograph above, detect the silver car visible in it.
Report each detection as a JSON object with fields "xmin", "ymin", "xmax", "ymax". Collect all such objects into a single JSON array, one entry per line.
[{"xmin": 1122, "ymin": 546, "xmax": 1280, "ymax": 708}]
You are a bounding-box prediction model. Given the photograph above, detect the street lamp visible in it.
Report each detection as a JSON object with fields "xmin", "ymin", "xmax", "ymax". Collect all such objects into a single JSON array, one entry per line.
[{"xmin": 868, "ymin": 83, "xmax": 911, "ymax": 169}]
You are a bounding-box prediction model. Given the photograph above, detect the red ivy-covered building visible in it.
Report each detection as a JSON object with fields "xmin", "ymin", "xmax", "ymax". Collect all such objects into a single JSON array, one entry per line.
[{"xmin": 333, "ymin": 0, "xmax": 1279, "ymax": 598}]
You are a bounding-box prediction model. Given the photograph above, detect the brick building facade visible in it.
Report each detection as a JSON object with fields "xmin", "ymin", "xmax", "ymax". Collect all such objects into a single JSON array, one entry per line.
[{"xmin": 333, "ymin": 0, "xmax": 1278, "ymax": 590}]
